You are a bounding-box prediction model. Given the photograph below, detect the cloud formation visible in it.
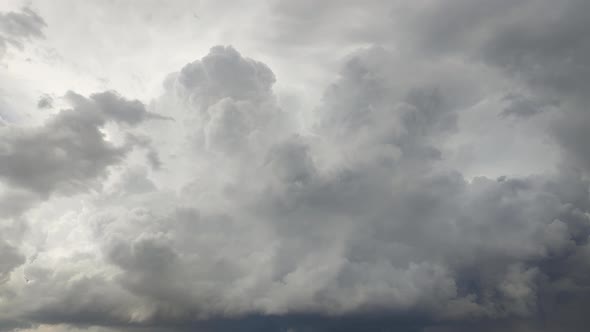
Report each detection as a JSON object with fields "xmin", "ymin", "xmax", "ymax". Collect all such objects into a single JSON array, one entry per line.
[
  {"xmin": 0, "ymin": 91, "xmax": 158, "ymax": 198},
  {"xmin": 0, "ymin": 1, "xmax": 589, "ymax": 332},
  {"xmin": 0, "ymin": 8, "xmax": 45, "ymax": 58}
]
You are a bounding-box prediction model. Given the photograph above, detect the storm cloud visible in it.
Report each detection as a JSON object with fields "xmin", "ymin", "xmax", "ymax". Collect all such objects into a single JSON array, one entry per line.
[{"xmin": 0, "ymin": 1, "xmax": 589, "ymax": 331}]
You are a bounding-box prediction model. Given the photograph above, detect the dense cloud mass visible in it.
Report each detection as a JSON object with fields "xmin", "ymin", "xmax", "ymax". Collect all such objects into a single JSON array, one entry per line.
[{"xmin": 0, "ymin": 1, "xmax": 590, "ymax": 331}]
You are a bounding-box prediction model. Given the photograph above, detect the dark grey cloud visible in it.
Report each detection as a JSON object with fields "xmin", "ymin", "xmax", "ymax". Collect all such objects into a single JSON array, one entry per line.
[
  {"xmin": 12, "ymin": 44, "xmax": 585, "ymax": 332},
  {"xmin": 0, "ymin": 109, "xmax": 125, "ymax": 195},
  {"xmin": 0, "ymin": 90, "xmax": 165, "ymax": 319},
  {"xmin": 36, "ymin": 94, "xmax": 53, "ymax": 110},
  {"xmin": 0, "ymin": 240, "xmax": 24, "ymax": 284},
  {"xmin": 0, "ymin": 8, "xmax": 45, "ymax": 57},
  {"xmin": 500, "ymin": 94, "xmax": 555, "ymax": 119},
  {"xmin": 0, "ymin": 91, "xmax": 154, "ymax": 197},
  {"xmin": 249, "ymin": 47, "xmax": 589, "ymax": 325},
  {"xmin": 2, "ymin": 1, "xmax": 590, "ymax": 331},
  {"xmin": 552, "ymin": 107, "xmax": 590, "ymax": 173},
  {"xmin": 394, "ymin": 0, "xmax": 590, "ymax": 174}
]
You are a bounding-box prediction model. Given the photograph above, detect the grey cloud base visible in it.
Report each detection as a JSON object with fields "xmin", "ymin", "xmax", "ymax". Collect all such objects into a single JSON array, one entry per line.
[
  {"xmin": 0, "ymin": 1, "xmax": 590, "ymax": 332},
  {"xmin": 0, "ymin": 91, "xmax": 159, "ymax": 199},
  {"xmin": 0, "ymin": 8, "xmax": 45, "ymax": 59}
]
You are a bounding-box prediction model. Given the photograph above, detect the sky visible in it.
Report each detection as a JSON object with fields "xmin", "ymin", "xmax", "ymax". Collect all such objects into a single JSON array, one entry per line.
[{"xmin": 0, "ymin": 1, "xmax": 589, "ymax": 331}]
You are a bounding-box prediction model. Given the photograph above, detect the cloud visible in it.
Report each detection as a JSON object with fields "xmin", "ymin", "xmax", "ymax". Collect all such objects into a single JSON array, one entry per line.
[
  {"xmin": 1, "ymin": 1, "xmax": 590, "ymax": 331},
  {"xmin": 500, "ymin": 94, "xmax": 555, "ymax": 118},
  {"xmin": 155, "ymin": 45, "xmax": 292, "ymax": 160},
  {"xmin": 4, "ymin": 44, "xmax": 587, "ymax": 332},
  {"xmin": 0, "ymin": 91, "xmax": 160, "ymax": 198},
  {"xmin": 393, "ymin": 0, "xmax": 590, "ymax": 175},
  {"xmin": 0, "ymin": 240, "xmax": 24, "ymax": 284},
  {"xmin": 0, "ymin": 8, "xmax": 46, "ymax": 58},
  {"xmin": 36, "ymin": 95, "xmax": 53, "ymax": 110},
  {"xmin": 170, "ymin": 45, "xmax": 276, "ymax": 108}
]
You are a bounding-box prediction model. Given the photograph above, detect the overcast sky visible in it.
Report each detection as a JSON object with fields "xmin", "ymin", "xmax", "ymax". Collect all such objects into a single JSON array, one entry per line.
[{"xmin": 0, "ymin": 1, "xmax": 589, "ymax": 331}]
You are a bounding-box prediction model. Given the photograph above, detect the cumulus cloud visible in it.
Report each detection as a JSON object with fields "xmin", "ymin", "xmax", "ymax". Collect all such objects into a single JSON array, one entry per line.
[
  {"xmin": 0, "ymin": 2, "xmax": 589, "ymax": 332},
  {"xmin": 0, "ymin": 91, "xmax": 160, "ymax": 198}
]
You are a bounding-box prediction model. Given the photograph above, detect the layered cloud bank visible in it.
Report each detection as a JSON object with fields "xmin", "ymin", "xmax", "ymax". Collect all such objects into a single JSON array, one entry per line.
[{"xmin": 1, "ymin": 1, "xmax": 590, "ymax": 331}]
